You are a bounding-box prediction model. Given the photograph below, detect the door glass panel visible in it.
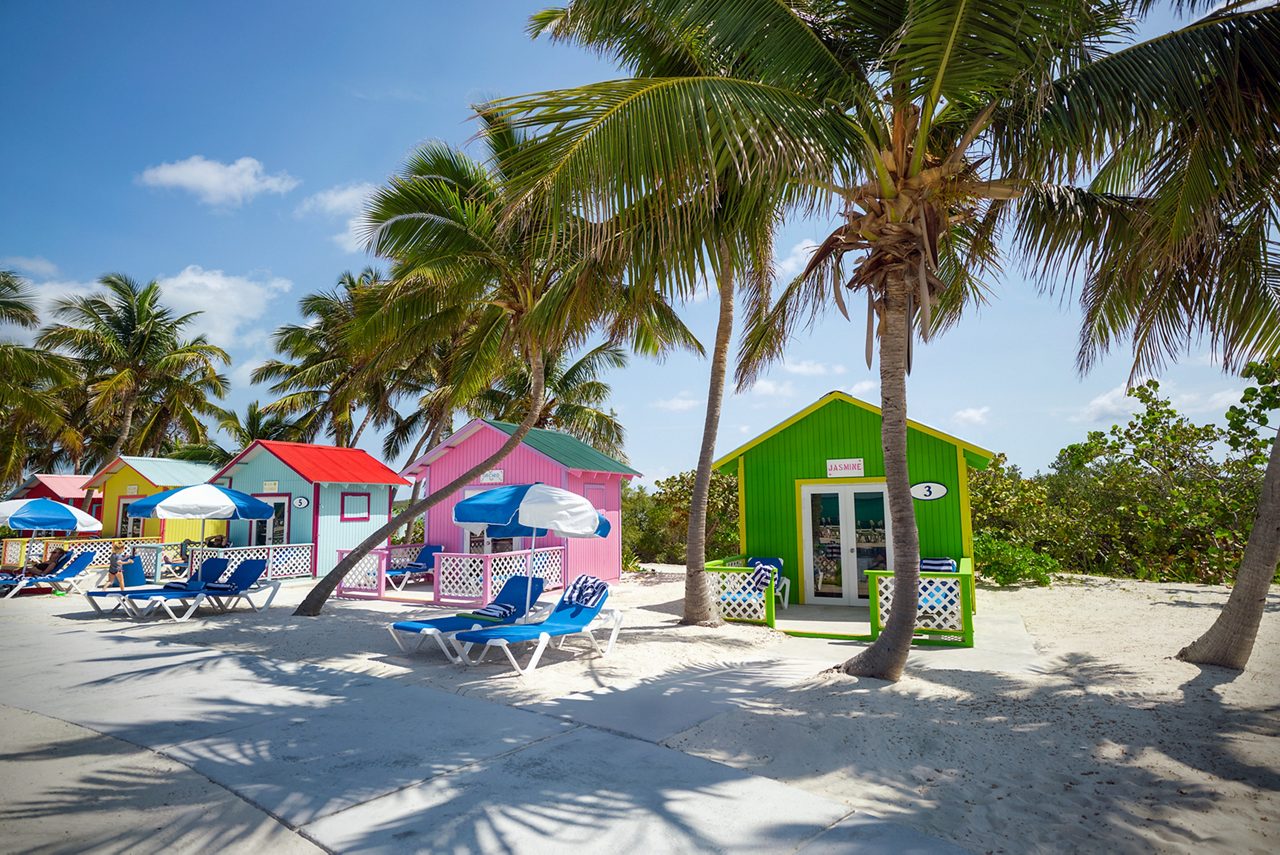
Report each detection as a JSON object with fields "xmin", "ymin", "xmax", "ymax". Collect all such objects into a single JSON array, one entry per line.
[
  {"xmin": 809, "ymin": 492, "xmax": 844, "ymax": 599},
  {"xmin": 268, "ymin": 501, "xmax": 286, "ymax": 545},
  {"xmin": 853, "ymin": 492, "xmax": 887, "ymax": 599}
]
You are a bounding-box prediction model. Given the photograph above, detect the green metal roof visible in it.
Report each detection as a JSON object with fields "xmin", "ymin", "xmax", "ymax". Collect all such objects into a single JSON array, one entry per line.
[
  {"xmin": 119, "ymin": 456, "xmax": 219, "ymax": 487},
  {"xmin": 484, "ymin": 420, "xmax": 641, "ymax": 476}
]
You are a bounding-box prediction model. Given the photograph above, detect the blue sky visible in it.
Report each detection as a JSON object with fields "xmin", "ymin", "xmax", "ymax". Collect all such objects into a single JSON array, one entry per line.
[{"xmin": 1, "ymin": 1, "xmax": 1242, "ymax": 485}]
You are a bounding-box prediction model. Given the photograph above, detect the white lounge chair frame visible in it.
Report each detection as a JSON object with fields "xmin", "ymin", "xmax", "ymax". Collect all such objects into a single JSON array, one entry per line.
[{"xmin": 454, "ymin": 608, "xmax": 624, "ymax": 677}]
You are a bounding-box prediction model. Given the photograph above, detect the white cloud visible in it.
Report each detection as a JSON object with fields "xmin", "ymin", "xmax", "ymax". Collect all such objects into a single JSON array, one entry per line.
[
  {"xmin": 1172, "ymin": 387, "xmax": 1244, "ymax": 415},
  {"xmin": 296, "ymin": 182, "xmax": 378, "ymax": 253},
  {"xmin": 156, "ymin": 265, "xmax": 292, "ymax": 347},
  {"xmin": 847, "ymin": 380, "xmax": 878, "ymax": 397},
  {"xmin": 738, "ymin": 424, "xmax": 752, "ymax": 434},
  {"xmin": 776, "ymin": 239, "xmax": 819, "ymax": 280},
  {"xmin": 783, "ymin": 359, "xmax": 846, "ymax": 377},
  {"xmin": 750, "ymin": 378, "xmax": 795, "ymax": 397},
  {"xmin": 1073, "ymin": 383, "xmax": 1145, "ymax": 423},
  {"xmin": 654, "ymin": 392, "xmax": 701, "ymax": 412},
  {"xmin": 2, "ymin": 256, "xmax": 58, "ymax": 277},
  {"xmin": 953, "ymin": 406, "xmax": 991, "ymax": 426},
  {"xmin": 138, "ymin": 155, "xmax": 300, "ymax": 206}
]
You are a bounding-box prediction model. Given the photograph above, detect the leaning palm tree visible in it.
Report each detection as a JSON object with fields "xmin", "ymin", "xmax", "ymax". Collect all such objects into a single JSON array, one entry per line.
[
  {"xmin": 37, "ymin": 274, "xmax": 229, "ymax": 463},
  {"xmin": 292, "ymin": 112, "xmax": 698, "ymax": 616},
  {"xmin": 471, "ymin": 343, "xmax": 629, "ymax": 459},
  {"xmin": 490, "ymin": 0, "xmax": 1277, "ymax": 680}
]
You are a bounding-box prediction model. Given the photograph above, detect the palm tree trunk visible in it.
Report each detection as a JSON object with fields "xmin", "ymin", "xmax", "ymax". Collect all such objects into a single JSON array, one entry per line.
[
  {"xmin": 106, "ymin": 397, "xmax": 136, "ymax": 462},
  {"xmin": 294, "ymin": 351, "xmax": 546, "ymax": 617},
  {"xmin": 350, "ymin": 410, "xmax": 373, "ymax": 447},
  {"xmin": 683, "ymin": 244, "xmax": 733, "ymax": 626},
  {"xmin": 840, "ymin": 274, "xmax": 920, "ymax": 681},
  {"xmin": 1178, "ymin": 426, "xmax": 1280, "ymax": 669}
]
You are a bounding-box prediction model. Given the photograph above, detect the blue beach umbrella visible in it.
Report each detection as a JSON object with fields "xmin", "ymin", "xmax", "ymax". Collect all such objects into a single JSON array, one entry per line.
[
  {"xmin": 453, "ymin": 483, "xmax": 609, "ymax": 539},
  {"xmin": 126, "ymin": 483, "xmax": 276, "ymax": 521},
  {"xmin": 0, "ymin": 497, "xmax": 103, "ymax": 533},
  {"xmin": 453, "ymin": 483, "xmax": 609, "ymax": 611}
]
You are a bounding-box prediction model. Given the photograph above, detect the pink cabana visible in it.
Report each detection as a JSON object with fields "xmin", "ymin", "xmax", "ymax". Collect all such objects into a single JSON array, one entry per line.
[{"xmin": 401, "ymin": 419, "xmax": 639, "ymax": 586}]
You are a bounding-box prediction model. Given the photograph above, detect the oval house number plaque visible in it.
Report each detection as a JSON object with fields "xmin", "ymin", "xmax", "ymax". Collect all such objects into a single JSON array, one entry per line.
[
  {"xmin": 910, "ymin": 482, "xmax": 947, "ymax": 501},
  {"xmin": 293, "ymin": 496, "xmax": 310, "ymax": 509}
]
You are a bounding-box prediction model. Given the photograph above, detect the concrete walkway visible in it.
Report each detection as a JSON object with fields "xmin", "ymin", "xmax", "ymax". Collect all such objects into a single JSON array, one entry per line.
[{"xmin": 0, "ymin": 604, "xmax": 967, "ymax": 853}]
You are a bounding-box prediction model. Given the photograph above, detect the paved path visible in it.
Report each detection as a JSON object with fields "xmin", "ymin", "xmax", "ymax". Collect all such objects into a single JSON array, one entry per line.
[{"xmin": 0, "ymin": 604, "xmax": 965, "ymax": 853}]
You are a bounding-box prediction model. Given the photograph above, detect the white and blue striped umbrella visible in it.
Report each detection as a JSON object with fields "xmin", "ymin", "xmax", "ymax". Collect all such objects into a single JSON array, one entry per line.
[
  {"xmin": 126, "ymin": 484, "xmax": 275, "ymax": 520},
  {"xmin": 453, "ymin": 483, "xmax": 610, "ymax": 539},
  {"xmin": 0, "ymin": 497, "xmax": 103, "ymax": 532}
]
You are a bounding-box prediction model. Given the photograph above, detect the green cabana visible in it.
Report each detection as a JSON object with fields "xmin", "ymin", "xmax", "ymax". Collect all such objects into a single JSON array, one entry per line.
[{"xmin": 707, "ymin": 391, "xmax": 994, "ymax": 647}]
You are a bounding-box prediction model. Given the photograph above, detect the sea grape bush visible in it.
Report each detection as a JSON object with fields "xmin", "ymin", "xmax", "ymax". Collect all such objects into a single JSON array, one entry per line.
[
  {"xmin": 971, "ymin": 374, "xmax": 1274, "ymax": 585},
  {"xmin": 622, "ymin": 471, "xmax": 738, "ymax": 565}
]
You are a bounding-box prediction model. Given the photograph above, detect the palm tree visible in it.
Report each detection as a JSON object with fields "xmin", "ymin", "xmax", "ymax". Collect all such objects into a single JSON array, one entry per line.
[
  {"xmin": 292, "ymin": 112, "xmax": 697, "ymax": 616},
  {"xmin": 1013, "ymin": 3, "xmax": 1280, "ymax": 670},
  {"xmin": 490, "ymin": 0, "xmax": 1276, "ymax": 679},
  {"xmin": 471, "ymin": 343, "xmax": 629, "ymax": 459},
  {"xmin": 0, "ymin": 271, "xmax": 73, "ymax": 486},
  {"xmin": 526, "ymin": 7, "xmax": 779, "ymax": 625},
  {"xmin": 171, "ymin": 401, "xmax": 302, "ymax": 465},
  {"xmin": 37, "ymin": 274, "xmax": 229, "ymax": 463},
  {"xmin": 255, "ymin": 269, "xmax": 393, "ymax": 447}
]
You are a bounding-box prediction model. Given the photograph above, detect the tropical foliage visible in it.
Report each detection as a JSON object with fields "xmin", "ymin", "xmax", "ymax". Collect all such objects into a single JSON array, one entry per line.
[
  {"xmin": 291, "ymin": 112, "xmax": 697, "ymax": 615},
  {"xmin": 970, "ymin": 381, "xmax": 1270, "ymax": 586},
  {"xmin": 0, "ymin": 272, "xmax": 229, "ymax": 485},
  {"xmin": 622, "ymin": 471, "xmax": 739, "ymax": 565},
  {"xmin": 470, "ymin": 343, "xmax": 629, "ymax": 461}
]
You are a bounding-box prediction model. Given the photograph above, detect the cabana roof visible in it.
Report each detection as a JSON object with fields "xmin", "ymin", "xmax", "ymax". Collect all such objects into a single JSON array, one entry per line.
[
  {"xmin": 714, "ymin": 390, "xmax": 996, "ymax": 472},
  {"xmin": 213, "ymin": 440, "xmax": 408, "ymax": 486},
  {"xmin": 6, "ymin": 473, "xmax": 92, "ymax": 501},
  {"xmin": 401, "ymin": 419, "xmax": 640, "ymax": 480},
  {"xmin": 84, "ymin": 456, "xmax": 220, "ymax": 490}
]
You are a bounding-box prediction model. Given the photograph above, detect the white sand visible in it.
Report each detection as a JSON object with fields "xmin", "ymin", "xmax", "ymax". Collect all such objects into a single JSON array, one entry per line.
[
  {"xmin": 669, "ymin": 575, "xmax": 1280, "ymax": 854},
  {"xmin": 34, "ymin": 569, "xmax": 1280, "ymax": 852}
]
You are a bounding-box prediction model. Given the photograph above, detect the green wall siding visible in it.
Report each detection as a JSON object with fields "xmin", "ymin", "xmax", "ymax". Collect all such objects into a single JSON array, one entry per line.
[{"xmin": 730, "ymin": 397, "xmax": 968, "ymax": 604}]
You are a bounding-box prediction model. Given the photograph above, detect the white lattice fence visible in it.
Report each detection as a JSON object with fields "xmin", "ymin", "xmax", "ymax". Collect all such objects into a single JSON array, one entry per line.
[
  {"xmin": 874, "ymin": 575, "xmax": 964, "ymax": 633},
  {"xmin": 191, "ymin": 543, "xmax": 315, "ymax": 582},
  {"xmin": 437, "ymin": 553, "xmax": 485, "ymax": 600},
  {"xmin": 710, "ymin": 569, "xmax": 768, "ymax": 622},
  {"xmin": 50, "ymin": 537, "xmax": 158, "ymax": 568},
  {"xmin": 335, "ymin": 549, "xmax": 383, "ymax": 593},
  {"xmin": 2, "ymin": 539, "xmax": 27, "ymax": 566},
  {"xmin": 489, "ymin": 551, "xmax": 532, "ymax": 597},
  {"xmin": 388, "ymin": 543, "xmax": 425, "ymax": 570},
  {"xmin": 530, "ymin": 547, "xmax": 565, "ymax": 591}
]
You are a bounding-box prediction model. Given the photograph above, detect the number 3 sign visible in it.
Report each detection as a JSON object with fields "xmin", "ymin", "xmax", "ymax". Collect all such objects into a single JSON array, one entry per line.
[{"xmin": 910, "ymin": 482, "xmax": 948, "ymax": 500}]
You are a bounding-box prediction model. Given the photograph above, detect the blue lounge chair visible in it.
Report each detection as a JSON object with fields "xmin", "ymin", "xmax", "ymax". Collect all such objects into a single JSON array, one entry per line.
[
  {"xmin": 125, "ymin": 559, "xmax": 273, "ymax": 621},
  {"xmin": 1, "ymin": 551, "xmax": 95, "ymax": 599},
  {"xmin": 83, "ymin": 558, "xmax": 229, "ymax": 616},
  {"xmin": 82, "ymin": 556, "xmax": 149, "ymax": 615},
  {"xmin": 385, "ymin": 544, "xmax": 443, "ymax": 592},
  {"xmin": 388, "ymin": 576, "xmax": 545, "ymax": 661},
  {"xmin": 452, "ymin": 575, "xmax": 622, "ymax": 677}
]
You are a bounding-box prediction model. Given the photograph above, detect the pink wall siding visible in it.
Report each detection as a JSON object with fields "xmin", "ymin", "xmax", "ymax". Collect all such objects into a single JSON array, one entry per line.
[
  {"xmin": 564, "ymin": 472, "xmax": 623, "ymax": 583},
  {"xmin": 416, "ymin": 425, "xmax": 626, "ymax": 581}
]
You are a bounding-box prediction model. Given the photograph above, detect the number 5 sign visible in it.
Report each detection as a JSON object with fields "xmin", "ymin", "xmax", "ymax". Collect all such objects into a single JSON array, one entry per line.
[{"xmin": 910, "ymin": 482, "xmax": 948, "ymax": 500}]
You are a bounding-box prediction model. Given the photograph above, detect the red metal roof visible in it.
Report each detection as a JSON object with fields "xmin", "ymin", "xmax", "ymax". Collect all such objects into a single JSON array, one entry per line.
[
  {"xmin": 15, "ymin": 474, "xmax": 93, "ymax": 500},
  {"xmin": 236, "ymin": 440, "xmax": 408, "ymax": 486}
]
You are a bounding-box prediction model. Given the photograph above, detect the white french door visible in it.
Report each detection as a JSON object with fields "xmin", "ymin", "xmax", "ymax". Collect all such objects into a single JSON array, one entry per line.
[
  {"xmin": 799, "ymin": 483, "xmax": 891, "ymax": 604},
  {"xmin": 251, "ymin": 497, "xmax": 288, "ymax": 546}
]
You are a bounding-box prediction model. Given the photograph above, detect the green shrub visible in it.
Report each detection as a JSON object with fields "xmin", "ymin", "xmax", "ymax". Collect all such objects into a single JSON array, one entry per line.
[{"xmin": 974, "ymin": 532, "xmax": 1057, "ymax": 587}]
